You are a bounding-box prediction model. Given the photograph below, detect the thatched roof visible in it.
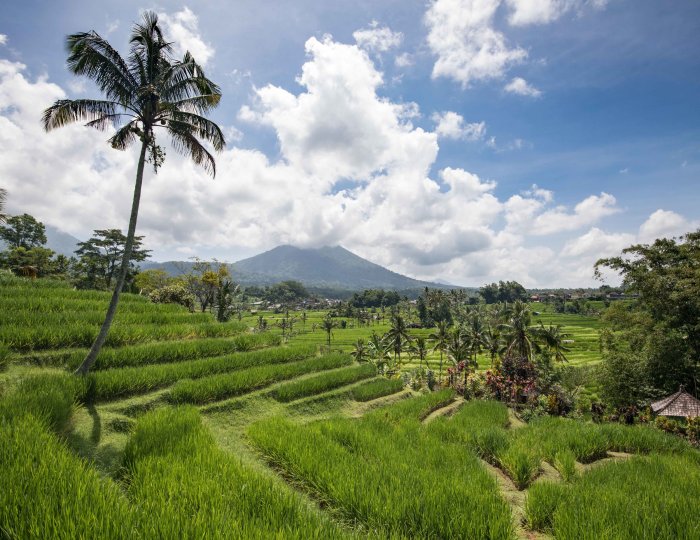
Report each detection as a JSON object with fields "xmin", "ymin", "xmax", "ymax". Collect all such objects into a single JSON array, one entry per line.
[{"xmin": 651, "ymin": 386, "xmax": 700, "ymax": 418}]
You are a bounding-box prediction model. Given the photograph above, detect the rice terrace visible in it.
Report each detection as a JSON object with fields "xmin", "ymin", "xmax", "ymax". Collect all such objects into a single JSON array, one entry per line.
[{"xmin": 1, "ymin": 3, "xmax": 699, "ymax": 540}]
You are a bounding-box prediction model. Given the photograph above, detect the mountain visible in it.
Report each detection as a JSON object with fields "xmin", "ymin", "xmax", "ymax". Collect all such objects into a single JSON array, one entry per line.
[{"xmin": 143, "ymin": 245, "xmax": 461, "ymax": 296}]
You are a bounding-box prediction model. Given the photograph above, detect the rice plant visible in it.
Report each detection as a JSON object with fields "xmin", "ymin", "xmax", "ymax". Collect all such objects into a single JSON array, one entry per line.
[
  {"xmin": 525, "ymin": 481, "xmax": 567, "ymax": 532},
  {"xmin": 125, "ymin": 406, "xmax": 347, "ymax": 539},
  {"xmin": 86, "ymin": 344, "xmax": 316, "ymax": 401},
  {"xmin": 527, "ymin": 455, "xmax": 700, "ymax": 539},
  {"xmin": 272, "ymin": 363, "xmax": 376, "ymax": 402},
  {"xmin": 496, "ymin": 443, "xmax": 541, "ymax": 489},
  {"xmin": 168, "ymin": 353, "xmax": 353, "ymax": 404},
  {"xmin": 0, "ymin": 372, "xmax": 82, "ymax": 433},
  {"xmin": 248, "ymin": 393, "xmax": 514, "ymax": 539},
  {"xmin": 0, "ymin": 414, "xmax": 134, "ymax": 539},
  {"xmin": 554, "ymin": 448, "xmax": 578, "ymax": 482},
  {"xmin": 350, "ymin": 377, "xmax": 404, "ymax": 401}
]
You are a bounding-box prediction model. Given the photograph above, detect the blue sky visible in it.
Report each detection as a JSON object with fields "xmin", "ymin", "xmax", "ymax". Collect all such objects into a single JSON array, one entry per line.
[{"xmin": 1, "ymin": 0, "xmax": 698, "ymax": 287}]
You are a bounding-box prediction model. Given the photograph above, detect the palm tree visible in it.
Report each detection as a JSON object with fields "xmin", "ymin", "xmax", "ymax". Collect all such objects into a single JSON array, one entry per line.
[
  {"xmin": 429, "ymin": 320, "xmax": 450, "ymax": 383},
  {"xmin": 43, "ymin": 12, "xmax": 224, "ymax": 375},
  {"xmin": 0, "ymin": 188, "xmax": 8, "ymax": 224},
  {"xmin": 410, "ymin": 336, "xmax": 429, "ymax": 371},
  {"xmin": 385, "ymin": 313, "xmax": 412, "ymax": 368},
  {"xmin": 320, "ymin": 314, "xmax": 337, "ymax": 349},
  {"xmin": 464, "ymin": 308, "xmax": 486, "ymax": 367},
  {"xmin": 367, "ymin": 331, "xmax": 391, "ymax": 375},
  {"xmin": 536, "ymin": 322, "xmax": 571, "ymax": 362},
  {"xmin": 482, "ymin": 325, "xmax": 503, "ymax": 368},
  {"xmin": 350, "ymin": 339, "xmax": 369, "ymax": 363},
  {"xmin": 500, "ymin": 300, "xmax": 539, "ymax": 361}
]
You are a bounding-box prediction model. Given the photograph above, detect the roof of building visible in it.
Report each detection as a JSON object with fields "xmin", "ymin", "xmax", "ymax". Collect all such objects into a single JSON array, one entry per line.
[{"xmin": 651, "ymin": 386, "xmax": 700, "ymax": 418}]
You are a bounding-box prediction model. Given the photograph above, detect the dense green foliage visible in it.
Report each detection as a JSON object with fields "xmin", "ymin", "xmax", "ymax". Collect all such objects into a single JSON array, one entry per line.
[{"xmin": 596, "ymin": 230, "xmax": 700, "ymax": 403}]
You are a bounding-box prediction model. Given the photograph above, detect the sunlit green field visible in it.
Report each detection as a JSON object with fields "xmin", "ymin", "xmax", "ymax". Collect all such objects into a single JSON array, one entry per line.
[
  {"xmin": 2, "ymin": 277, "xmax": 696, "ymax": 539},
  {"xmin": 240, "ymin": 300, "xmax": 604, "ymax": 371}
]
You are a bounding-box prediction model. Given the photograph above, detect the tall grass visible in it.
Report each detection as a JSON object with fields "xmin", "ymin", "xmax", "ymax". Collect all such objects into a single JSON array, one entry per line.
[
  {"xmin": 124, "ymin": 406, "xmax": 347, "ymax": 539},
  {"xmin": 85, "ymin": 344, "xmax": 316, "ymax": 401},
  {"xmin": 0, "ymin": 414, "xmax": 134, "ymax": 539},
  {"xmin": 428, "ymin": 400, "xmax": 510, "ymax": 459},
  {"xmin": 69, "ymin": 333, "xmax": 280, "ymax": 371},
  {"xmin": 0, "ymin": 320, "xmax": 248, "ymax": 351},
  {"xmin": 366, "ymin": 388, "xmax": 455, "ymax": 424},
  {"xmin": 526, "ymin": 455, "xmax": 700, "ymax": 539},
  {"xmin": 0, "ymin": 372, "xmax": 81, "ymax": 432},
  {"xmin": 272, "ymin": 363, "xmax": 376, "ymax": 402},
  {"xmin": 350, "ymin": 377, "xmax": 404, "ymax": 402},
  {"xmin": 168, "ymin": 353, "xmax": 353, "ymax": 404},
  {"xmin": 248, "ymin": 392, "xmax": 513, "ymax": 539}
]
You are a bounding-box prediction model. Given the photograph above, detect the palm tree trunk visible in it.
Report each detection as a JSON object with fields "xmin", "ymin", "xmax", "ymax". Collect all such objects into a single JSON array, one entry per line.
[{"xmin": 75, "ymin": 139, "xmax": 148, "ymax": 375}]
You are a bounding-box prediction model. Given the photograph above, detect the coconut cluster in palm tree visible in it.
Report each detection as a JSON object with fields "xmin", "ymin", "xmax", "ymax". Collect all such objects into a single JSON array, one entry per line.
[{"xmin": 42, "ymin": 12, "xmax": 225, "ymax": 375}]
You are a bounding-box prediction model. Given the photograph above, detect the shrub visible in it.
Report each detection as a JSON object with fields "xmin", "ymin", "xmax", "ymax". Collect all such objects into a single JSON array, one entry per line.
[{"xmin": 148, "ymin": 283, "xmax": 195, "ymax": 311}]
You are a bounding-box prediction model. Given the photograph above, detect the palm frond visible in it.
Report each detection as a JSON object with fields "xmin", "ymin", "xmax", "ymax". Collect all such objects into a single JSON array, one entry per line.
[
  {"xmin": 85, "ymin": 114, "xmax": 126, "ymax": 131},
  {"xmin": 66, "ymin": 31, "xmax": 137, "ymax": 104},
  {"xmin": 160, "ymin": 73, "xmax": 221, "ymax": 103},
  {"xmin": 108, "ymin": 121, "xmax": 139, "ymax": 150},
  {"xmin": 169, "ymin": 129, "xmax": 216, "ymax": 176},
  {"xmin": 165, "ymin": 113, "xmax": 225, "ymax": 151},
  {"xmin": 43, "ymin": 99, "xmax": 121, "ymax": 131},
  {"xmin": 168, "ymin": 94, "xmax": 221, "ymax": 114}
]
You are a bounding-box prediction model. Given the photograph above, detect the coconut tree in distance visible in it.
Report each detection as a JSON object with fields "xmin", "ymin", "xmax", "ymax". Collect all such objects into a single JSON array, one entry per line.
[
  {"xmin": 42, "ymin": 12, "xmax": 225, "ymax": 375},
  {"xmin": 429, "ymin": 320, "xmax": 450, "ymax": 383}
]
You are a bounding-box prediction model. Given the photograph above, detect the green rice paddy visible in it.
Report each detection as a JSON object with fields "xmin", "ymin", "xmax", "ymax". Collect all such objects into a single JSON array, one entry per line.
[{"xmin": 0, "ymin": 277, "xmax": 697, "ymax": 539}]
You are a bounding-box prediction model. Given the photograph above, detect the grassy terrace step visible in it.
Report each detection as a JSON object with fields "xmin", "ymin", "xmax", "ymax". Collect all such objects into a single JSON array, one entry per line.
[
  {"xmin": 0, "ymin": 414, "xmax": 134, "ymax": 539},
  {"xmin": 0, "ymin": 310, "xmax": 215, "ymax": 326},
  {"xmin": 525, "ymin": 455, "xmax": 700, "ymax": 538},
  {"xmin": 350, "ymin": 377, "xmax": 404, "ymax": 402},
  {"xmin": 23, "ymin": 333, "xmax": 280, "ymax": 370},
  {"xmin": 248, "ymin": 391, "xmax": 513, "ymax": 539},
  {"xmin": 84, "ymin": 344, "xmax": 316, "ymax": 401},
  {"xmin": 1, "ymin": 320, "xmax": 248, "ymax": 351},
  {"xmin": 124, "ymin": 406, "xmax": 347, "ymax": 538},
  {"xmin": 271, "ymin": 363, "xmax": 376, "ymax": 402},
  {"xmin": 167, "ymin": 353, "xmax": 354, "ymax": 405}
]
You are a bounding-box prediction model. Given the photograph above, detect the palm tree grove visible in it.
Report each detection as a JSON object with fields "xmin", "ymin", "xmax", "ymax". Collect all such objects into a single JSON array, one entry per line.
[{"xmin": 1, "ymin": 4, "xmax": 698, "ymax": 539}]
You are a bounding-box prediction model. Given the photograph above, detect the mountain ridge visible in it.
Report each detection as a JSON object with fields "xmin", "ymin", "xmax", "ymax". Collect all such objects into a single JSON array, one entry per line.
[{"xmin": 143, "ymin": 245, "xmax": 460, "ymax": 295}]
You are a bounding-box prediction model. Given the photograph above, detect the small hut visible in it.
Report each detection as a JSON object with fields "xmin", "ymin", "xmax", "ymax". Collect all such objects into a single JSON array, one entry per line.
[{"xmin": 651, "ymin": 385, "xmax": 700, "ymax": 418}]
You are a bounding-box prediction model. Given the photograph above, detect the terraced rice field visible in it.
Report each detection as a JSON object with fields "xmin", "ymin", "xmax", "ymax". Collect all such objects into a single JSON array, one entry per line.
[
  {"xmin": 242, "ymin": 301, "xmax": 604, "ymax": 371},
  {"xmin": 1, "ymin": 277, "xmax": 697, "ymax": 539}
]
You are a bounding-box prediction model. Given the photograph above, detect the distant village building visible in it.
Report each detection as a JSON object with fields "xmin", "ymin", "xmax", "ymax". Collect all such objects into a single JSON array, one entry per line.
[{"xmin": 651, "ymin": 386, "xmax": 700, "ymax": 419}]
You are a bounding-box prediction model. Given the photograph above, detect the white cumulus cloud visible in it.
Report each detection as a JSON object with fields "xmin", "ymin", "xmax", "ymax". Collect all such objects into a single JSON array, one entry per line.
[
  {"xmin": 432, "ymin": 111, "xmax": 486, "ymax": 140},
  {"xmin": 159, "ymin": 7, "xmax": 214, "ymax": 66},
  {"xmin": 504, "ymin": 76, "xmax": 542, "ymax": 97},
  {"xmin": 353, "ymin": 22, "xmax": 403, "ymax": 53},
  {"xmin": 425, "ymin": 0, "xmax": 527, "ymax": 87}
]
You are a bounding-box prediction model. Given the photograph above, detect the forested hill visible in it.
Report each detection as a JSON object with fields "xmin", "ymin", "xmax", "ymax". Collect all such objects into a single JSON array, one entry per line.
[{"xmin": 144, "ymin": 245, "xmax": 459, "ymax": 295}]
